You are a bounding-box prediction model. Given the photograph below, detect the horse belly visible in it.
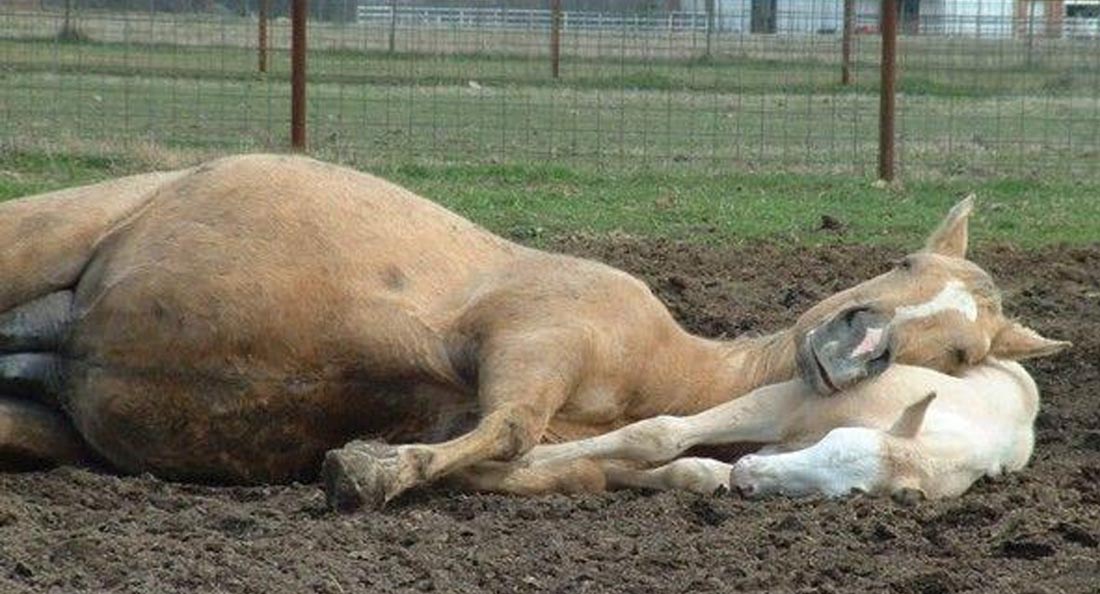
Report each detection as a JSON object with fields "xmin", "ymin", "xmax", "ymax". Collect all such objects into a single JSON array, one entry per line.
[{"xmin": 64, "ymin": 361, "xmax": 474, "ymax": 483}]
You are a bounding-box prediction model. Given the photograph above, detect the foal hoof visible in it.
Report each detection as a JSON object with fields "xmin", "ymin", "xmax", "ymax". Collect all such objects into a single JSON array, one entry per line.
[{"xmin": 321, "ymin": 441, "xmax": 398, "ymax": 512}]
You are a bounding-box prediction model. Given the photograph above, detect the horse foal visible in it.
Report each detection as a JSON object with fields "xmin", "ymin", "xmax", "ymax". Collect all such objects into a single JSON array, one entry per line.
[{"xmin": 518, "ymin": 347, "xmax": 1051, "ymax": 500}]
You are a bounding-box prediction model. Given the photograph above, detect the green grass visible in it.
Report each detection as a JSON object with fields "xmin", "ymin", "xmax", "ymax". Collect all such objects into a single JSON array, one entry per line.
[
  {"xmin": 3, "ymin": 148, "xmax": 1097, "ymax": 248},
  {"xmin": 1, "ymin": 11, "xmax": 1098, "ymax": 180},
  {"xmin": 3, "ymin": 36, "xmax": 1092, "ymax": 98},
  {"xmin": 3, "ymin": 68, "xmax": 1097, "ymax": 180},
  {"xmin": 0, "ymin": 150, "xmax": 128, "ymax": 199}
]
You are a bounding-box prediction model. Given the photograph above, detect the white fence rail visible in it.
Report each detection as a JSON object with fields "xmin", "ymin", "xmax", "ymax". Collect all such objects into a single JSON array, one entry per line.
[
  {"xmin": 355, "ymin": 5, "xmax": 714, "ymax": 32},
  {"xmin": 356, "ymin": 3, "xmax": 1100, "ymax": 38}
]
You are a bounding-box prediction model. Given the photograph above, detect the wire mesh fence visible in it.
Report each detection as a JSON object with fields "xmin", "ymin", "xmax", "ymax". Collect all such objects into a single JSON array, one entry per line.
[{"xmin": 1, "ymin": 1, "xmax": 1098, "ymax": 180}]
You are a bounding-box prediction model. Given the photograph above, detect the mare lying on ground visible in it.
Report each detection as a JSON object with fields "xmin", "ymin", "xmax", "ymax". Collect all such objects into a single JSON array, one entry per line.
[{"xmin": 0, "ymin": 155, "xmax": 1064, "ymax": 509}]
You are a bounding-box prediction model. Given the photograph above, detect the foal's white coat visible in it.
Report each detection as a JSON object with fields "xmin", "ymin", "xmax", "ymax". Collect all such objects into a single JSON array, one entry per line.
[{"xmin": 520, "ymin": 358, "xmax": 1039, "ymax": 499}]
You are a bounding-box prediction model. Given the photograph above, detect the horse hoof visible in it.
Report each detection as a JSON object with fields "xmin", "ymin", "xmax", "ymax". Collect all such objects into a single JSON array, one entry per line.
[{"xmin": 321, "ymin": 441, "xmax": 397, "ymax": 512}]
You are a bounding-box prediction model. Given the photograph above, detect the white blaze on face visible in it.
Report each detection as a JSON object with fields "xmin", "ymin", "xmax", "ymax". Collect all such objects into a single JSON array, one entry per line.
[
  {"xmin": 731, "ymin": 428, "xmax": 885, "ymax": 498},
  {"xmin": 894, "ymin": 280, "xmax": 978, "ymax": 325}
]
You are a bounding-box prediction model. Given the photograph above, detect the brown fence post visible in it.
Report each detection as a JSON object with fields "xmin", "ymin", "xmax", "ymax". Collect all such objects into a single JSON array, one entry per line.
[
  {"xmin": 841, "ymin": 0, "xmax": 854, "ymax": 84},
  {"xmin": 258, "ymin": 0, "xmax": 269, "ymax": 73},
  {"xmin": 388, "ymin": 0, "xmax": 397, "ymax": 54},
  {"xmin": 550, "ymin": 0, "xmax": 562, "ymax": 78},
  {"xmin": 705, "ymin": 0, "xmax": 714, "ymax": 59},
  {"xmin": 291, "ymin": 0, "xmax": 308, "ymax": 151},
  {"xmin": 878, "ymin": 0, "xmax": 897, "ymax": 182}
]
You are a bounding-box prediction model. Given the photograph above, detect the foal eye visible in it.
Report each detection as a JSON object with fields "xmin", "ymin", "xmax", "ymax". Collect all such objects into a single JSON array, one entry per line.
[
  {"xmin": 892, "ymin": 257, "xmax": 913, "ymax": 272},
  {"xmin": 954, "ymin": 348, "xmax": 969, "ymax": 365}
]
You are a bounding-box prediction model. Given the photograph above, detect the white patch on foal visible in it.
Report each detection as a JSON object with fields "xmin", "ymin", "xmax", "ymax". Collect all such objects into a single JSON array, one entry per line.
[
  {"xmin": 732, "ymin": 428, "xmax": 885, "ymax": 498},
  {"xmin": 894, "ymin": 280, "xmax": 978, "ymax": 324}
]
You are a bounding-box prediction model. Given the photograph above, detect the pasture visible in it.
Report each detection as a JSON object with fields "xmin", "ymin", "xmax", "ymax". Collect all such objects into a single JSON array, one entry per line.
[
  {"xmin": 1, "ymin": 8, "xmax": 1099, "ymax": 593},
  {"xmin": 1, "ymin": 10, "xmax": 1099, "ymax": 178}
]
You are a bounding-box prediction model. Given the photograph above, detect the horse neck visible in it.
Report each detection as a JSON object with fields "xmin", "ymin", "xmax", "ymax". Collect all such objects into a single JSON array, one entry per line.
[{"xmin": 631, "ymin": 327, "xmax": 799, "ymax": 418}]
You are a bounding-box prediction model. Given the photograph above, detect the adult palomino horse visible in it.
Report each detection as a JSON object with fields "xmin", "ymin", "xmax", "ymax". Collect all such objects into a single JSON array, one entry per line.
[{"xmin": 0, "ymin": 155, "xmax": 1061, "ymax": 510}]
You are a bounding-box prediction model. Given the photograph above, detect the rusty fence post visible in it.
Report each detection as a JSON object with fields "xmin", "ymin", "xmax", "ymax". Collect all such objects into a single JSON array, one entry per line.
[
  {"xmin": 388, "ymin": 0, "xmax": 397, "ymax": 54},
  {"xmin": 841, "ymin": 0, "xmax": 854, "ymax": 84},
  {"xmin": 705, "ymin": 0, "xmax": 714, "ymax": 59},
  {"xmin": 550, "ymin": 0, "xmax": 562, "ymax": 78},
  {"xmin": 878, "ymin": 0, "xmax": 897, "ymax": 182},
  {"xmin": 258, "ymin": 0, "xmax": 269, "ymax": 73},
  {"xmin": 291, "ymin": 0, "xmax": 308, "ymax": 151}
]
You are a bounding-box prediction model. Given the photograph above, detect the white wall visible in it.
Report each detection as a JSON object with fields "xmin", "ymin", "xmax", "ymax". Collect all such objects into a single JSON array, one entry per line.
[
  {"xmin": 919, "ymin": 0, "xmax": 1016, "ymax": 36},
  {"xmin": 691, "ymin": 0, "xmax": 1019, "ymax": 36}
]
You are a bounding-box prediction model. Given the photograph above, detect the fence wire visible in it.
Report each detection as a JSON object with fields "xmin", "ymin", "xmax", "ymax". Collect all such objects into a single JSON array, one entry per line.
[{"xmin": 1, "ymin": 1, "xmax": 1098, "ymax": 180}]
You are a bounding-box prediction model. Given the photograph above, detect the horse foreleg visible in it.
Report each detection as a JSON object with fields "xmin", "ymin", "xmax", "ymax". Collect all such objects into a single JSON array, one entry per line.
[{"xmin": 322, "ymin": 330, "xmax": 583, "ymax": 511}]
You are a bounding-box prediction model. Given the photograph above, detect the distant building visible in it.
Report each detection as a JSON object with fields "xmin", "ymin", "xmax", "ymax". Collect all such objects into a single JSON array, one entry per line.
[
  {"xmin": 357, "ymin": 0, "xmax": 1099, "ymax": 38},
  {"xmin": 672, "ymin": 0, "xmax": 1091, "ymax": 37}
]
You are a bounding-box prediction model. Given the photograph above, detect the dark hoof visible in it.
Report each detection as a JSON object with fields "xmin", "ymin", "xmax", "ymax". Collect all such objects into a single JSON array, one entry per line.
[{"xmin": 321, "ymin": 441, "xmax": 397, "ymax": 513}]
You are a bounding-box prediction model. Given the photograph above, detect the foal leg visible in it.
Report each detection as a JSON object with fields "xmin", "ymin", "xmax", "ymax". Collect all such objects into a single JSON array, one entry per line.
[
  {"xmin": 449, "ymin": 457, "xmax": 734, "ymax": 498},
  {"xmin": 602, "ymin": 458, "xmax": 734, "ymax": 496},
  {"xmin": 520, "ymin": 381, "xmax": 805, "ymax": 468},
  {"xmin": 448, "ymin": 457, "xmax": 609, "ymax": 496}
]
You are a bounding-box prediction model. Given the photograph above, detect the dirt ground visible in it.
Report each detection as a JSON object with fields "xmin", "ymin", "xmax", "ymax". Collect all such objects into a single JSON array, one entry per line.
[{"xmin": 1, "ymin": 238, "xmax": 1098, "ymax": 594}]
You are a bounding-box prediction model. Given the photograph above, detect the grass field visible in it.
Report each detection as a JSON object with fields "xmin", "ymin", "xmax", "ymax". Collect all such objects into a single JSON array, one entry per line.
[
  {"xmin": 3, "ymin": 147, "xmax": 1098, "ymax": 248},
  {"xmin": 1, "ymin": 10, "xmax": 1098, "ymax": 179},
  {"xmin": 1, "ymin": 10, "xmax": 1098, "ymax": 247}
]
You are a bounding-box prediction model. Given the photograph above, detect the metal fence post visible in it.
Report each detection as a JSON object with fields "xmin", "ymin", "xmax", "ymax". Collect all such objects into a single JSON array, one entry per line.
[
  {"xmin": 388, "ymin": 0, "xmax": 397, "ymax": 54},
  {"xmin": 291, "ymin": 0, "xmax": 308, "ymax": 150},
  {"xmin": 550, "ymin": 0, "xmax": 561, "ymax": 78},
  {"xmin": 878, "ymin": 0, "xmax": 897, "ymax": 181},
  {"xmin": 705, "ymin": 0, "xmax": 714, "ymax": 59},
  {"xmin": 258, "ymin": 0, "xmax": 269, "ymax": 73},
  {"xmin": 842, "ymin": 0, "xmax": 854, "ymax": 84}
]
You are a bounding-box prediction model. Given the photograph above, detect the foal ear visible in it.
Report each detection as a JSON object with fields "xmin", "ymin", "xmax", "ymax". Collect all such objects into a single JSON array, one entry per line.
[
  {"xmin": 889, "ymin": 392, "xmax": 936, "ymax": 439},
  {"xmin": 990, "ymin": 321, "xmax": 1071, "ymax": 360},
  {"xmin": 924, "ymin": 194, "xmax": 974, "ymax": 258}
]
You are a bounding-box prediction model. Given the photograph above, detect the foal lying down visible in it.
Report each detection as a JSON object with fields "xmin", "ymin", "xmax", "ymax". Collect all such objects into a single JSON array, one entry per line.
[{"xmin": 470, "ymin": 324, "xmax": 1064, "ymax": 500}]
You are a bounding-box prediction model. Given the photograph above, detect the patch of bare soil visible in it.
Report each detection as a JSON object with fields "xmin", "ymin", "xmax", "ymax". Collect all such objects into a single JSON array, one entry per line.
[{"xmin": 1, "ymin": 240, "xmax": 1098, "ymax": 593}]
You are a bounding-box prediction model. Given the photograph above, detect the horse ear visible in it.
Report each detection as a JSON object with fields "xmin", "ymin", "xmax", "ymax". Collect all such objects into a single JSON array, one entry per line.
[
  {"xmin": 924, "ymin": 195, "xmax": 974, "ymax": 258},
  {"xmin": 990, "ymin": 321, "xmax": 1071, "ymax": 360}
]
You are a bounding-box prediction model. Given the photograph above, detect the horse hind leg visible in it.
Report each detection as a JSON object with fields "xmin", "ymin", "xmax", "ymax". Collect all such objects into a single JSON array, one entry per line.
[
  {"xmin": 0, "ymin": 291, "xmax": 73, "ymax": 409},
  {"xmin": 0, "ymin": 397, "xmax": 87, "ymax": 470},
  {"xmin": 0, "ymin": 290, "xmax": 74, "ymax": 352},
  {"xmin": 0, "ymin": 353, "xmax": 66, "ymax": 408}
]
